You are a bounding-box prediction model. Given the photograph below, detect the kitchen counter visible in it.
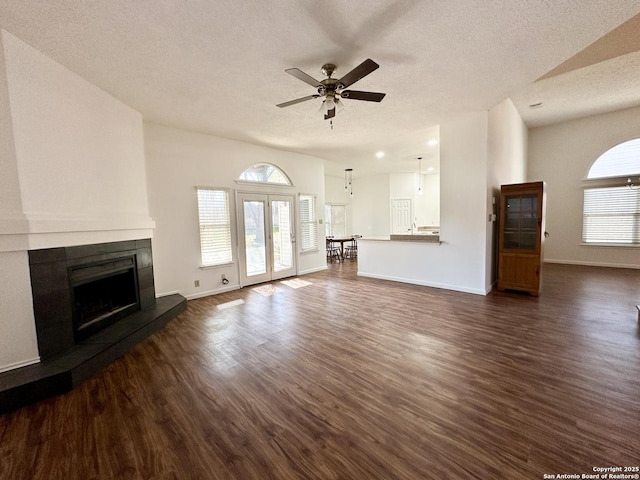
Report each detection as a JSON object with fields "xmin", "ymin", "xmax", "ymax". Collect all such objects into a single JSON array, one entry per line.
[{"xmin": 389, "ymin": 234, "xmax": 440, "ymax": 243}]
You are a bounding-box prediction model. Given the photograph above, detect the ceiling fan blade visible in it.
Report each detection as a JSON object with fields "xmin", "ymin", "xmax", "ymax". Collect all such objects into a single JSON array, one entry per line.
[
  {"xmin": 277, "ymin": 95, "xmax": 320, "ymax": 108},
  {"xmin": 285, "ymin": 68, "xmax": 323, "ymax": 88},
  {"xmin": 337, "ymin": 59, "xmax": 379, "ymax": 89},
  {"xmin": 324, "ymin": 107, "xmax": 336, "ymax": 120},
  {"xmin": 340, "ymin": 90, "xmax": 386, "ymax": 102}
]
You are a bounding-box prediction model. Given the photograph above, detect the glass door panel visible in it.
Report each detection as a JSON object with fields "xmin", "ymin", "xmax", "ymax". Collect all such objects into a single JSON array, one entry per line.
[
  {"xmin": 243, "ymin": 200, "xmax": 267, "ymax": 277},
  {"xmin": 272, "ymin": 199, "xmax": 293, "ymax": 273},
  {"xmin": 269, "ymin": 195, "xmax": 296, "ymax": 280}
]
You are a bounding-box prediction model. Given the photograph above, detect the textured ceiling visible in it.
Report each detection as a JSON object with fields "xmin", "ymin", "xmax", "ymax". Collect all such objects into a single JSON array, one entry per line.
[
  {"xmin": 1, "ymin": 1, "xmax": 639, "ymax": 177},
  {"xmin": 512, "ymin": 12, "xmax": 640, "ymax": 128}
]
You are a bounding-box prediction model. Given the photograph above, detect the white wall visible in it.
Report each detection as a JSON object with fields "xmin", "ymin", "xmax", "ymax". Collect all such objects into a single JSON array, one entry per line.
[
  {"xmin": 390, "ymin": 173, "xmax": 415, "ymax": 199},
  {"xmin": 0, "ymin": 32, "xmax": 37, "ymax": 372},
  {"xmin": 144, "ymin": 123, "xmax": 327, "ymax": 300},
  {"xmin": 389, "ymin": 172, "xmax": 440, "ymax": 230},
  {"xmin": 325, "ymin": 174, "xmax": 348, "ymax": 203},
  {"xmin": 0, "ymin": 33, "xmax": 24, "ymax": 228},
  {"xmin": 324, "ymin": 174, "xmax": 353, "ymax": 235},
  {"xmin": 0, "ymin": 30, "xmax": 153, "ymax": 372},
  {"xmin": 0, "ymin": 251, "xmax": 39, "ymax": 371},
  {"xmin": 358, "ymin": 112, "xmax": 491, "ymax": 294},
  {"xmin": 487, "ymin": 98, "xmax": 528, "ymax": 287},
  {"xmin": 351, "ymin": 174, "xmax": 390, "ymax": 237},
  {"xmin": 528, "ymin": 105, "xmax": 640, "ymax": 268},
  {"xmin": 415, "ymin": 174, "xmax": 440, "ymax": 227},
  {"xmin": 332, "ymin": 171, "xmax": 440, "ymax": 238},
  {"xmin": 488, "ymin": 99, "xmax": 527, "ymax": 188},
  {"xmin": 439, "ymin": 112, "xmax": 490, "ymax": 293},
  {"xmin": 2, "ymin": 30, "xmax": 154, "ymax": 248}
]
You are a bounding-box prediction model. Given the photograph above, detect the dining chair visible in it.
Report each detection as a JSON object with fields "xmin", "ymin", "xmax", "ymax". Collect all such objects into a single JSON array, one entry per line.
[
  {"xmin": 326, "ymin": 237, "xmax": 340, "ymax": 262},
  {"xmin": 344, "ymin": 235, "xmax": 361, "ymax": 260}
]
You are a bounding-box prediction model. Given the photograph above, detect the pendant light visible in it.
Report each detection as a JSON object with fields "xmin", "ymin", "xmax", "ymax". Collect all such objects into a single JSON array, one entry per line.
[
  {"xmin": 417, "ymin": 157, "xmax": 423, "ymax": 195},
  {"xmin": 344, "ymin": 168, "xmax": 353, "ymax": 197}
]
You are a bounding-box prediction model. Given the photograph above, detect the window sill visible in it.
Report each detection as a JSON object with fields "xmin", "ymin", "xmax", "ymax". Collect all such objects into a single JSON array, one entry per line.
[
  {"xmin": 300, "ymin": 249, "xmax": 319, "ymax": 255},
  {"xmin": 580, "ymin": 243, "xmax": 640, "ymax": 248},
  {"xmin": 200, "ymin": 261, "xmax": 235, "ymax": 270}
]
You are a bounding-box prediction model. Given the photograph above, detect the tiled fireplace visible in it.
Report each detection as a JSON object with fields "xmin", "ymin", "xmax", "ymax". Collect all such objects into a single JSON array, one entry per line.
[{"xmin": 28, "ymin": 239, "xmax": 156, "ymax": 359}]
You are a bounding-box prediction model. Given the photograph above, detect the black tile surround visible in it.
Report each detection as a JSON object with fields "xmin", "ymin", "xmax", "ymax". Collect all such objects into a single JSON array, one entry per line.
[
  {"xmin": 0, "ymin": 239, "xmax": 187, "ymax": 413},
  {"xmin": 28, "ymin": 239, "xmax": 157, "ymax": 359}
]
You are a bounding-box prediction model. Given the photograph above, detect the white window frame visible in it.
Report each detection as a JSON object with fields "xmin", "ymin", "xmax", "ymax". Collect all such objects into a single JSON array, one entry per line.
[
  {"xmin": 237, "ymin": 163, "xmax": 294, "ymax": 187},
  {"xmin": 299, "ymin": 194, "xmax": 318, "ymax": 253},
  {"xmin": 582, "ymin": 138, "xmax": 640, "ymax": 246},
  {"xmin": 196, "ymin": 187, "xmax": 234, "ymax": 267},
  {"xmin": 325, "ymin": 203, "xmax": 347, "ymax": 237}
]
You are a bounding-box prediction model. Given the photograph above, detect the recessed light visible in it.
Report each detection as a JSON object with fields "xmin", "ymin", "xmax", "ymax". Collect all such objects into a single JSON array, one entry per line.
[
  {"xmin": 427, "ymin": 139, "xmax": 438, "ymax": 147},
  {"xmin": 427, "ymin": 167, "xmax": 434, "ymax": 172},
  {"xmin": 376, "ymin": 151, "xmax": 385, "ymax": 159}
]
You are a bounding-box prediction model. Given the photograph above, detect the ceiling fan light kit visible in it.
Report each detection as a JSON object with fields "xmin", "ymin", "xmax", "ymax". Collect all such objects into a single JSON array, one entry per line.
[{"xmin": 277, "ymin": 58, "xmax": 386, "ymax": 124}]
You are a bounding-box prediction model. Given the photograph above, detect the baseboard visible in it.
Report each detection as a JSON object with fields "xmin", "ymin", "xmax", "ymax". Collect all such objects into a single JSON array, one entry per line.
[
  {"xmin": 156, "ymin": 290, "xmax": 181, "ymax": 298},
  {"xmin": 545, "ymin": 259, "xmax": 640, "ymax": 270},
  {"xmin": 357, "ymin": 271, "xmax": 487, "ymax": 296},
  {"xmin": 185, "ymin": 285, "xmax": 240, "ymax": 300},
  {"xmin": 0, "ymin": 357, "xmax": 41, "ymax": 374},
  {"xmin": 298, "ymin": 265, "xmax": 328, "ymax": 275},
  {"xmin": 485, "ymin": 279, "xmax": 498, "ymax": 295}
]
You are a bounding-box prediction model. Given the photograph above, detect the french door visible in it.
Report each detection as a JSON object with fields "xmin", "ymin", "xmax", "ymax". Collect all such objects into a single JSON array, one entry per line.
[{"xmin": 237, "ymin": 193, "xmax": 296, "ymax": 287}]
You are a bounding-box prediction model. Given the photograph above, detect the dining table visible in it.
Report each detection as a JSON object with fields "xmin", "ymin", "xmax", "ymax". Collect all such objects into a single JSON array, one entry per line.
[{"xmin": 327, "ymin": 236, "xmax": 355, "ymax": 262}]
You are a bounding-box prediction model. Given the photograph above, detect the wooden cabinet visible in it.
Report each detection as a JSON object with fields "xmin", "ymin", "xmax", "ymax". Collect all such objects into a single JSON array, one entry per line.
[{"xmin": 497, "ymin": 181, "xmax": 546, "ymax": 296}]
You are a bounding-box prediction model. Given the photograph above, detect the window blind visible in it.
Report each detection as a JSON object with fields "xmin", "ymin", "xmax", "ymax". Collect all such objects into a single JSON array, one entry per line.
[
  {"xmin": 299, "ymin": 195, "xmax": 318, "ymax": 252},
  {"xmin": 196, "ymin": 188, "xmax": 233, "ymax": 266},
  {"xmin": 583, "ymin": 186, "xmax": 640, "ymax": 244}
]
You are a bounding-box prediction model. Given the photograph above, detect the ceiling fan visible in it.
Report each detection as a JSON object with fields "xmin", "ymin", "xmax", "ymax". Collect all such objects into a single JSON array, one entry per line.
[{"xmin": 276, "ymin": 58, "xmax": 386, "ymax": 120}]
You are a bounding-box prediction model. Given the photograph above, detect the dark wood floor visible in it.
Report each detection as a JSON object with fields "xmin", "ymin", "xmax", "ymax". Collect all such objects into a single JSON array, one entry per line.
[{"xmin": 1, "ymin": 262, "xmax": 639, "ymax": 479}]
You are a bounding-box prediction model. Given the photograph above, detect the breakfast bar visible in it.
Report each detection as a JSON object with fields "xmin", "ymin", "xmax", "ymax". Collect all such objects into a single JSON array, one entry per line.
[{"xmin": 356, "ymin": 233, "xmax": 489, "ymax": 296}]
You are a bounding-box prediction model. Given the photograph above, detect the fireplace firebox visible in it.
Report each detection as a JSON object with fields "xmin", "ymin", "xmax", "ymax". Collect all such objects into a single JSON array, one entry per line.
[{"xmin": 70, "ymin": 255, "xmax": 140, "ymax": 342}]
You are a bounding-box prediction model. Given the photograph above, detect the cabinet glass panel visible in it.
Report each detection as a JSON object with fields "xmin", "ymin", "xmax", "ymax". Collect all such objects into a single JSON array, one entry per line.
[{"xmin": 503, "ymin": 194, "xmax": 538, "ymax": 250}]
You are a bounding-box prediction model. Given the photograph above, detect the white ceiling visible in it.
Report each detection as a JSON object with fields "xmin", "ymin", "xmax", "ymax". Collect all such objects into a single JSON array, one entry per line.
[{"xmin": 1, "ymin": 1, "xmax": 639, "ymax": 178}]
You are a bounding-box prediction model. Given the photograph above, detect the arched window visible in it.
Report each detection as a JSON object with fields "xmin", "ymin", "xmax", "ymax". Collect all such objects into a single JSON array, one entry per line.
[
  {"xmin": 238, "ymin": 163, "xmax": 292, "ymax": 186},
  {"xmin": 582, "ymin": 138, "xmax": 640, "ymax": 245}
]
